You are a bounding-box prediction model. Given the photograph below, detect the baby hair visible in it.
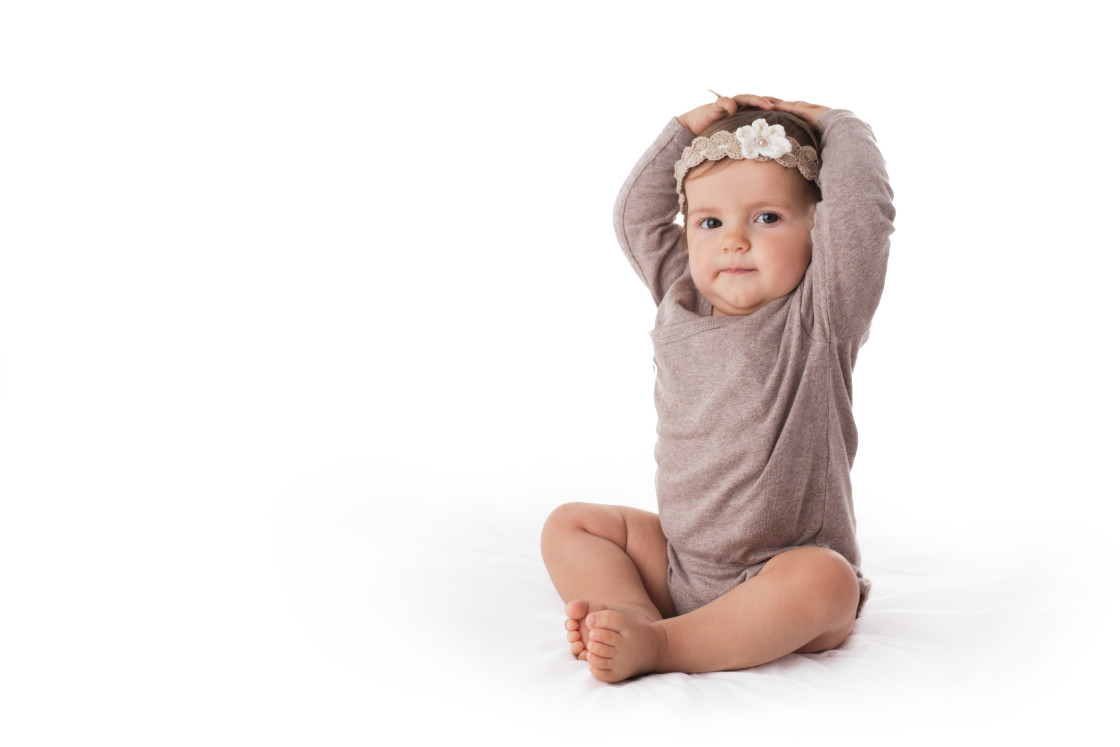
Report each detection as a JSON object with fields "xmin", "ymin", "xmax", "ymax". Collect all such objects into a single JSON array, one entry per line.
[
  {"xmin": 700, "ymin": 107, "xmax": 820, "ymax": 150},
  {"xmin": 683, "ymin": 106, "xmax": 823, "ymax": 211}
]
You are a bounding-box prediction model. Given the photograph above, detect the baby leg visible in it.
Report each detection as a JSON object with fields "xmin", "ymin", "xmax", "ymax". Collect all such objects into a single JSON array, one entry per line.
[
  {"xmin": 586, "ymin": 546, "xmax": 860, "ymax": 681},
  {"xmin": 540, "ymin": 503, "xmax": 674, "ymax": 668}
]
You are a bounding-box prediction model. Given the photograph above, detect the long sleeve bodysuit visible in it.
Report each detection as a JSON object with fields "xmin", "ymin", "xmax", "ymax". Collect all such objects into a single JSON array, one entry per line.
[{"xmin": 613, "ymin": 109, "xmax": 895, "ymax": 615}]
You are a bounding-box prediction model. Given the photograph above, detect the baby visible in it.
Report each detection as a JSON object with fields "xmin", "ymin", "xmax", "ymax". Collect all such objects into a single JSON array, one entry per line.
[{"xmin": 540, "ymin": 93, "xmax": 895, "ymax": 682}]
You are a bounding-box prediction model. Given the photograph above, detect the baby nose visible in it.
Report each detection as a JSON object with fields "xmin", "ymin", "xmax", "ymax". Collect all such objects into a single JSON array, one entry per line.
[{"xmin": 721, "ymin": 229, "xmax": 750, "ymax": 253}]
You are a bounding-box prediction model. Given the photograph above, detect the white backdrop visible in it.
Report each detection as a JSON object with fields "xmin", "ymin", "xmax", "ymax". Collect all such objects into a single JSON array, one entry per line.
[{"xmin": 2, "ymin": 1, "xmax": 1117, "ymax": 744}]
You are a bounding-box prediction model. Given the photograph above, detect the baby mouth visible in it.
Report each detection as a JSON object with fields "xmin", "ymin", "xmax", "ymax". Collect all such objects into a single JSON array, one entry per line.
[{"xmin": 722, "ymin": 268, "xmax": 756, "ymax": 274}]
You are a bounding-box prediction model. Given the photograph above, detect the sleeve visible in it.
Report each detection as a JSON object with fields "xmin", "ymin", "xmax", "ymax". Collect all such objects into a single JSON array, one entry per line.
[
  {"xmin": 807, "ymin": 109, "xmax": 896, "ymax": 339},
  {"xmin": 612, "ymin": 119, "xmax": 697, "ymax": 306}
]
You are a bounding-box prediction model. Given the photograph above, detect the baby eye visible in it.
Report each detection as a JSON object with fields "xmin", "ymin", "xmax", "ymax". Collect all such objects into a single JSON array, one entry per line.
[
  {"xmin": 755, "ymin": 212, "xmax": 781, "ymax": 225},
  {"xmin": 697, "ymin": 217, "xmax": 722, "ymax": 229}
]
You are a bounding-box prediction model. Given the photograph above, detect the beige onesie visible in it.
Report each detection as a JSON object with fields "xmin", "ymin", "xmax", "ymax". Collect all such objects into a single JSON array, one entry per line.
[{"xmin": 613, "ymin": 109, "xmax": 895, "ymax": 615}]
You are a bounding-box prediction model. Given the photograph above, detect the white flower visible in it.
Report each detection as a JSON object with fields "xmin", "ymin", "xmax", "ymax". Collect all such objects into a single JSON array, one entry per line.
[{"xmin": 735, "ymin": 119, "xmax": 793, "ymax": 160}]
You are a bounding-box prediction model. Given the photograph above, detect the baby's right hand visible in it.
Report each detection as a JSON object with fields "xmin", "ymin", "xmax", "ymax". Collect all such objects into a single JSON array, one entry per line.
[{"xmin": 677, "ymin": 93, "xmax": 780, "ymax": 135}]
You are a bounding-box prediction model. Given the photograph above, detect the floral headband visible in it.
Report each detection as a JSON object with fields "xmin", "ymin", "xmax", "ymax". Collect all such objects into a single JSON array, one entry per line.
[{"xmin": 673, "ymin": 119, "xmax": 821, "ymax": 213}]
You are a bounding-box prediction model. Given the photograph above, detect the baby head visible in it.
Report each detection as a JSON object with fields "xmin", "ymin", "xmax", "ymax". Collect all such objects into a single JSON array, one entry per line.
[{"xmin": 675, "ymin": 108, "xmax": 821, "ymax": 316}]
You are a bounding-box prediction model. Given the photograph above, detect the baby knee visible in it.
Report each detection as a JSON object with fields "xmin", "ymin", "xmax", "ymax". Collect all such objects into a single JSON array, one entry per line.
[
  {"xmin": 805, "ymin": 549, "xmax": 860, "ymax": 618},
  {"xmin": 541, "ymin": 502, "xmax": 626, "ymax": 547},
  {"xmin": 774, "ymin": 547, "xmax": 859, "ymax": 615},
  {"xmin": 542, "ymin": 502, "xmax": 597, "ymax": 544},
  {"xmin": 543, "ymin": 502, "xmax": 591, "ymax": 533}
]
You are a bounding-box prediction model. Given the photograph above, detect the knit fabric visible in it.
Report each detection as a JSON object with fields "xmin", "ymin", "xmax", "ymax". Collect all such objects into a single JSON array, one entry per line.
[{"xmin": 613, "ymin": 109, "xmax": 895, "ymax": 615}]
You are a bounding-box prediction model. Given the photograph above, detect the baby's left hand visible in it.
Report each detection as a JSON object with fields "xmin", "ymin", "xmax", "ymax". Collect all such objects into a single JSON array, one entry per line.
[{"xmin": 771, "ymin": 99, "xmax": 831, "ymax": 129}]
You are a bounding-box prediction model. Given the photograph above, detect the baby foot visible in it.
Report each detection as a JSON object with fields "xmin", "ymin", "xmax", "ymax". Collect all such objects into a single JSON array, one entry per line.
[
  {"xmin": 584, "ymin": 608, "xmax": 667, "ymax": 683},
  {"xmin": 563, "ymin": 600, "xmax": 606, "ymax": 660},
  {"xmin": 563, "ymin": 601, "xmax": 666, "ymax": 681},
  {"xmin": 563, "ymin": 600, "xmax": 658, "ymax": 663}
]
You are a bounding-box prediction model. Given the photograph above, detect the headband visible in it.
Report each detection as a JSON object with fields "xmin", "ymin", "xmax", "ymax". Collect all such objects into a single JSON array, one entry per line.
[{"xmin": 673, "ymin": 119, "xmax": 820, "ymax": 213}]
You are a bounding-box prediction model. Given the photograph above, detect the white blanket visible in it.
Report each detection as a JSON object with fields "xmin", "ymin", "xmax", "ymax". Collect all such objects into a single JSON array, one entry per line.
[{"xmin": 276, "ymin": 468, "xmax": 1117, "ymax": 745}]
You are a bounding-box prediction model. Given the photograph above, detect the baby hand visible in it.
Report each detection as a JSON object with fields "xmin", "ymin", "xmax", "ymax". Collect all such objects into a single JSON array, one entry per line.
[
  {"xmin": 771, "ymin": 99, "xmax": 831, "ymax": 129},
  {"xmin": 677, "ymin": 92, "xmax": 780, "ymax": 136}
]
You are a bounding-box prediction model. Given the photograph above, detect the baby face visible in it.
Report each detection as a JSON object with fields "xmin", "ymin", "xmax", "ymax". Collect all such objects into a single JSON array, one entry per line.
[{"xmin": 683, "ymin": 158, "xmax": 816, "ymax": 317}]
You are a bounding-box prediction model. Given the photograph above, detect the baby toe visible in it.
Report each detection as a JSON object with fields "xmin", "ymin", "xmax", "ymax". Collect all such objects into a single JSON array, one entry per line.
[
  {"xmin": 588, "ymin": 610, "xmax": 624, "ymax": 633},
  {"xmin": 588, "ymin": 640, "xmax": 616, "ymax": 658},
  {"xmin": 589, "ymin": 627, "xmax": 621, "ymax": 647},
  {"xmin": 587, "ymin": 651, "xmax": 614, "ymax": 670},
  {"xmin": 565, "ymin": 600, "xmax": 590, "ymax": 620}
]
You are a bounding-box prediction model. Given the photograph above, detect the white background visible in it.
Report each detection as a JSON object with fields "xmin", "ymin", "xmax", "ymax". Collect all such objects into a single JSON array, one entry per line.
[{"xmin": 2, "ymin": 1, "xmax": 1117, "ymax": 743}]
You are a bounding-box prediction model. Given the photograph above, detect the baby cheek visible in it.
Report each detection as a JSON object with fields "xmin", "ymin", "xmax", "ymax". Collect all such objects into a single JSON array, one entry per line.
[
  {"xmin": 686, "ymin": 254, "xmax": 704, "ymax": 286},
  {"xmin": 687, "ymin": 246, "xmax": 718, "ymax": 280},
  {"xmin": 785, "ymin": 255, "xmax": 813, "ymax": 287},
  {"xmin": 685, "ymin": 239, "xmax": 703, "ymax": 269}
]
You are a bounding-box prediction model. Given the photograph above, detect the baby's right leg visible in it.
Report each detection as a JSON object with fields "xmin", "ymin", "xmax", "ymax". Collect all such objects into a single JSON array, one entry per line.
[{"xmin": 540, "ymin": 503, "xmax": 674, "ymax": 662}]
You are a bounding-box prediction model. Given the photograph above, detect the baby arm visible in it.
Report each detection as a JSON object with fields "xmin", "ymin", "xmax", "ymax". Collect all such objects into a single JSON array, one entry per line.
[
  {"xmin": 786, "ymin": 101, "xmax": 895, "ymax": 336},
  {"xmin": 612, "ymin": 121, "xmax": 694, "ymax": 304}
]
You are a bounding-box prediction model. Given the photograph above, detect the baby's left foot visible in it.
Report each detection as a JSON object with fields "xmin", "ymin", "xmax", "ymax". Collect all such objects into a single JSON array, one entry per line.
[{"xmin": 584, "ymin": 609, "xmax": 667, "ymax": 683}]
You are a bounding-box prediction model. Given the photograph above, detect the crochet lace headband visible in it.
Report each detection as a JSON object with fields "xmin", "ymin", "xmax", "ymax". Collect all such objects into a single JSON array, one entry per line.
[{"xmin": 674, "ymin": 119, "xmax": 821, "ymax": 213}]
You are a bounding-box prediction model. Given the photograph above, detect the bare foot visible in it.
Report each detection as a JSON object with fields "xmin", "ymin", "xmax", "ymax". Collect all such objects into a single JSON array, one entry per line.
[
  {"xmin": 563, "ymin": 600, "xmax": 658, "ymax": 663},
  {"xmin": 564, "ymin": 600, "xmax": 666, "ymax": 682},
  {"xmin": 563, "ymin": 600, "xmax": 605, "ymax": 660},
  {"xmin": 584, "ymin": 609, "xmax": 667, "ymax": 682}
]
